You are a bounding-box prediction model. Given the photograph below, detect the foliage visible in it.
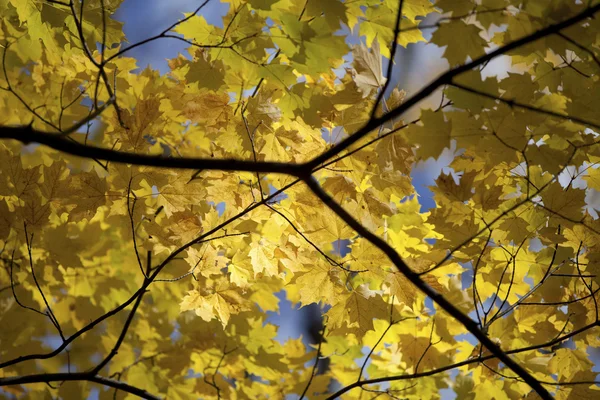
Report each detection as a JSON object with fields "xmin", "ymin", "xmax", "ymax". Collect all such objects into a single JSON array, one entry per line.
[{"xmin": 1, "ymin": 0, "xmax": 600, "ymax": 399}]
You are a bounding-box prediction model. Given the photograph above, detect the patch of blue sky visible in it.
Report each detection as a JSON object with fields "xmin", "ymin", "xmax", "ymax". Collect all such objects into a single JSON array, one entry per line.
[
  {"xmin": 331, "ymin": 238, "xmax": 352, "ymax": 257},
  {"xmin": 72, "ymin": 97, "xmax": 101, "ymax": 136},
  {"xmin": 455, "ymin": 332, "xmax": 478, "ymax": 347},
  {"xmin": 88, "ymin": 388, "xmax": 100, "ymax": 400},
  {"xmin": 354, "ymin": 345, "xmax": 370, "ymax": 372},
  {"xmin": 558, "ymin": 163, "xmax": 589, "ymax": 189},
  {"xmin": 439, "ymin": 370, "xmax": 459, "ymax": 400},
  {"xmin": 267, "ymin": 183, "xmax": 288, "ymax": 203},
  {"xmin": 170, "ymin": 321, "xmax": 182, "ymax": 342},
  {"xmin": 537, "ymin": 160, "xmax": 600, "ymax": 218},
  {"xmin": 590, "ymin": 347, "xmax": 600, "ymax": 372},
  {"xmin": 215, "ymin": 201, "xmax": 226, "ymax": 216},
  {"xmin": 39, "ymin": 334, "xmax": 63, "ymax": 350},
  {"xmin": 460, "ymin": 262, "xmax": 473, "ymax": 290},
  {"xmin": 265, "ymin": 290, "xmax": 324, "ymax": 346},
  {"xmin": 424, "ymin": 295, "xmax": 435, "ymax": 315},
  {"xmin": 554, "ymin": 161, "xmax": 600, "ymax": 219},
  {"xmin": 529, "ymin": 237, "xmax": 543, "ymax": 252},
  {"xmin": 114, "ymin": 0, "xmax": 229, "ymax": 73},
  {"xmin": 424, "ymin": 237, "xmax": 437, "ymax": 245},
  {"xmin": 207, "ymin": 200, "xmax": 226, "ymax": 216},
  {"xmin": 586, "ymin": 188, "xmax": 600, "ymax": 219},
  {"xmin": 321, "ymin": 126, "xmax": 346, "ymax": 144},
  {"xmin": 150, "ymin": 184, "xmax": 159, "ymax": 198},
  {"xmin": 410, "ymin": 143, "xmax": 458, "ymax": 212}
]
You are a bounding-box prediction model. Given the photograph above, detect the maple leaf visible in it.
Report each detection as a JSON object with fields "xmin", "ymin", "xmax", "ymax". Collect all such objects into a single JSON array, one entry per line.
[
  {"xmin": 327, "ymin": 285, "xmax": 389, "ymax": 338},
  {"xmin": 353, "ymin": 38, "xmax": 386, "ymax": 98},
  {"xmin": 431, "ymin": 20, "xmax": 488, "ymax": 66},
  {"xmin": 184, "ymin": 49, "xmax": 226, "ymax": 91},
  {"xmin": 180, "ymin": 279, "xmax": 251, "ymax": 328},
  {"xmin": 404, "ymin": 109, "xmax": 452, "ymax": 160},
  {"xmin": 249, "ymin": 240, "xmax": 279, "ymax": 277}
]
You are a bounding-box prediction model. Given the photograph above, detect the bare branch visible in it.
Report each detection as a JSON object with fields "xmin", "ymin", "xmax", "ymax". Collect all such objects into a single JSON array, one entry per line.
[
  {"xmin": 370, "ymin": 0, "xmax": 404, "ymax": 120},
  {"xmin": 299, "ymin": 326, "xmax": 327, "ymax": 400},
  {"xmin": 0, "ymin": 125, "xmax": 304, "ymax": 176}
]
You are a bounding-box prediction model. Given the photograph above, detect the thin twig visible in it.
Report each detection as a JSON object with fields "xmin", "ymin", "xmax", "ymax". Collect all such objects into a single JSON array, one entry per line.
[{"xmin": 24, "ymin": 223, "xmax": 64, "ymax": 340}]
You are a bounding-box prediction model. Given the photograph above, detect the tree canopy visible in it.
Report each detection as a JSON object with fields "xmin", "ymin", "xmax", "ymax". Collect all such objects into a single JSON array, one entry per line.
[{"xmin": 2, "ymin": 0, "xmax": 600, "ymax": 399}]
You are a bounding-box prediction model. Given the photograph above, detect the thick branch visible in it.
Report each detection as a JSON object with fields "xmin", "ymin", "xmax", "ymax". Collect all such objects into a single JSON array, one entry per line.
[
  {"xmin": 325, "ymin": 315, "xmax": 600, "ymax": 399},
  {"xmin": 0, "ymin": 126, "xmax": 304, "ymax": 176},
  {"xmin": 2, "ymin": 4, "xmax": 599, "ymax": 400},
  {"xmin": 303, "ymin": 176, "xmax": 553, "ymax": 399},
  {"xmin": 0, "ymin": 372, "xmax": 160, "ymax": 400},
  {"xmin": 305, "ymin": 3, "xmax": 600, "ymax": 170}
]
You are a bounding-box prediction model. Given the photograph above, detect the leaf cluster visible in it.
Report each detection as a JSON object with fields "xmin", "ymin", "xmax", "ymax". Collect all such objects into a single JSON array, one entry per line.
[{"xmin": 2, "ymin": 0, "xmax": 600, "ymax": 399}]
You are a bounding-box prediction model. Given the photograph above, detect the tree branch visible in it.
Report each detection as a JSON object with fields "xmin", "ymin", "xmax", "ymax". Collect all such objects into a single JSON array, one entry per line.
[
  {"xmin": 0, "ymin": 125, "xmax": 304, "ymax": 176},
  {"xmin": 0, "ymin": 372, "xmax": 160, "ymax": 400},
  {"xmin": 305, "ymin": 3, "xmax": 600, "ymax": 170},
  {"xmin": 326, "ymin": 320, "xmax": 600, "ymax": 399},
  {"xmin": 450, "ymin": 82, "xmax": 600, "ymax": 132},
  {"xmin": 302, "ymin": 176, "xmax": 553, "ymax": 399}
]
